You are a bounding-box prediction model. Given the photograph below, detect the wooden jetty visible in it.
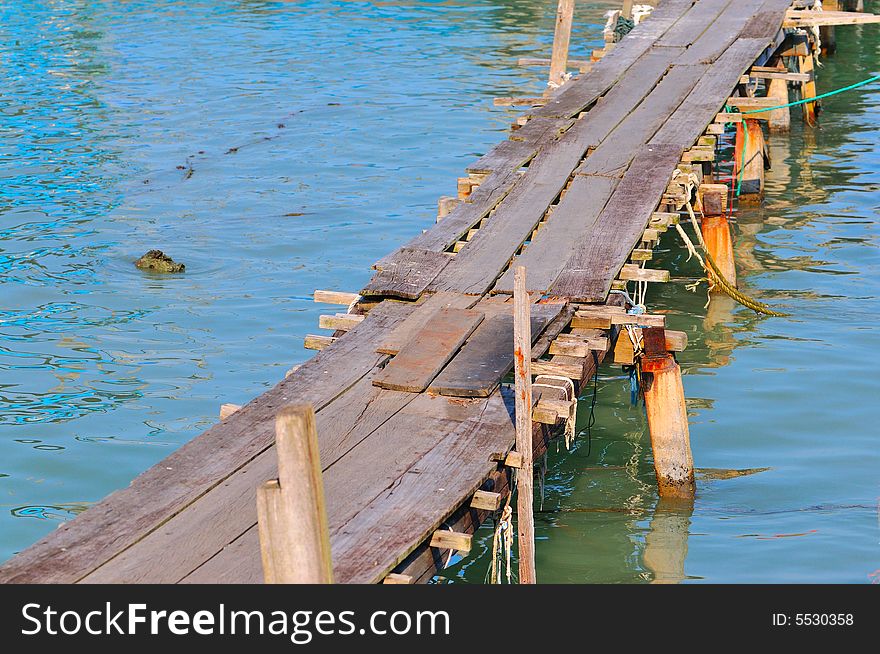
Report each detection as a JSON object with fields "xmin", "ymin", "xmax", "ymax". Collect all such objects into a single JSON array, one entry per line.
[{"xmin": 3, "ymin": 0, "xmax": 878, "ymax": 584}]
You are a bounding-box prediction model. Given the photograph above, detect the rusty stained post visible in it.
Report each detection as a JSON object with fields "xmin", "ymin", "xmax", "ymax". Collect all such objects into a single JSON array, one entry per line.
[
  {"xmin": 513, "ymin": 265, "xmax": 536, "ymax": 584},
  {"xmin": 640, "ymin": 328, "xmax": 695, "ymax": 499}
]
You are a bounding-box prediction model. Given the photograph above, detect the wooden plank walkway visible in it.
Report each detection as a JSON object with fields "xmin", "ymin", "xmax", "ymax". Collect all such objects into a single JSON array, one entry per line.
[{"xmin": 0, "ymin": 0, "xmax": 808, "ymax": 584}]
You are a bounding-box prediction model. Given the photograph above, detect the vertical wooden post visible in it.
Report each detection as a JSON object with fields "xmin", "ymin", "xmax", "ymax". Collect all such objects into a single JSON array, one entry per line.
[
  {"xmin": 698, "ymin": 183, "xmax": 736, "ymax": 288},
  {"xmin": 257, "ymin": 404, "xmax": 333, "ymax": 584},
  {"xmin": 767, "ymin": 62, "xmax": 790, "ymax": 133},
  {"xmin": 734, "ymin": 119, "xmax": 766, "ymax": 201},
  {"xmin": 621, "ymin": 0, "xmax": 634, "ymax": 20},
  {"xmin": 640, "ymin": 328, "xmax": 695, "ymax": 499},
  {"xmin": 548, "ymin": 0, "xmax": 575, "ymax": 89},
  {"xmin": 798, "ymin": 52, "xmax": 818, "ymax": 127},
  {"xmin": 513, "ymin": 266, "xmax": 536, "ymax": 584}
]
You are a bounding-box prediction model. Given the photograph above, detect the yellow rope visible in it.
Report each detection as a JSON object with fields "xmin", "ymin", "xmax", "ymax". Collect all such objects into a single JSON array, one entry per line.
[{"xmin": 678, "ymin": 194, "xmax": 788, "ymax": 317}]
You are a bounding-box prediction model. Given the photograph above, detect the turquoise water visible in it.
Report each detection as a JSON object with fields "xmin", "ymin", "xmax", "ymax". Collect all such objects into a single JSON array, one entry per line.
[{"xmin": 1, "ymin": 1, "xmax": 878, "ymax": 583}]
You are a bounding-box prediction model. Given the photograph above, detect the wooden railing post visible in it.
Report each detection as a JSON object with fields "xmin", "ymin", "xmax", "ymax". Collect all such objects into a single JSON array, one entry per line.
[
  {"xmin": 548, "ymin": 0, "xmax": 575, "ymax": 89},
  {"xmin": 513, "ymin": 266, "xmax": 536, "ymax": 584},
  {"xmin": 257, "ymin": 404, "xmax": 333, "ymax": 584}
]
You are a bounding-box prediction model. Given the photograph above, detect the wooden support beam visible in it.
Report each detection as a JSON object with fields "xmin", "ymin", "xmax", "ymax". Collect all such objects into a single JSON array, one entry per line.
[
  {"xmin": 766, "ymin": 61, "xmax": 796, "ymax": 133},
  {"xmin": 517, "ymin": 56, "xmax": 590, "ymax": 71},
  {"xmin": 470, "ymin": 490, "xmax": 503, "ymax": 512},
  {"xmin": 613, "ymin": 329, "xmax": 687, "ymax": 366},
  {"xmin": 429, "ymin": 530, "xmax": 472, "ymax": 554},
  {"xmin": 219, "ymin": 403, "xmax": 241, "ymax": 420},
  {"xmin": 798, "ymin": 52, "xmax": 818, "ymax": 127},
  {"xmin": 513, "ymin": 266, "xmax": 536, "ymax": 584},
  {"xmin": 641, "ymin": 352, "xmax": 695, "ymax": 499},
  {"xmin": 318, "ymin": 313, "xmax": 365, "ymax": 331},
  {"xmin": 573, "ymin": 307, "xmax": 665, "ymax": 329},
  {"xmin": 257, "ymin": 405, "xmax": 333, "ymax": 584},
  {"xmin": 437, "ymin": 196, "xmax": 459, "ymax": 221},
  {"xmin": 548, "ymin": 337, "xmax": 608, "ymax": 357},
  {"xmin": 784, "ymin": 9, "xmax": 880, "ymax": 28},
  {"xmin": 530, "ymin": 359, "xmax": 582, "ymax": 380},
  {"xmin": 697, "ymin": 183, "xmax": 728, "ymax": 216},
  {"xmin": 618, "ymin": 265, "xmax": 670, "ymax": 283},
  {"xmin": 383, "ymin": 573, "xmax": 414, "ymax": 584},
  {"xmin": 304, "ymin": 334, "xmax": 336, "ymax": 351},
  {"xmin": 505, "ymin": 450, "xmax": 523, "ymax": 469},
  {"xmin": 493, "ymin": 96, "xmax": 548, "ymax": 107},
  {"xmin": 548, "ymin": 0, "xmax": 576, "ymax": 88},
  {"xmin": 747, "ymin": 67, "xmax": 811, "ymax": 83},
  {"xmin": 313, "ymin": 290, "xmax": 360, "ymax": 306}
]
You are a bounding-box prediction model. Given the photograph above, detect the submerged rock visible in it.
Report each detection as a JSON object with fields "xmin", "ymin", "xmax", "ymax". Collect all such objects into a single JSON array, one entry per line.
[{"xmin": 135, "ymin": 250, "xmax": 185, "ymax": 273}]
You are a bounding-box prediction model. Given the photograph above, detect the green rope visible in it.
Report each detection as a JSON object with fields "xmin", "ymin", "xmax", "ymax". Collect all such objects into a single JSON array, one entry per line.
[
  {"xmin": 741, "ymin": 72, "xmax": 880, "ymax": 115},
  {"xmin": 730, "ymin": 73, "xmax": 880, "ymax": 194}
]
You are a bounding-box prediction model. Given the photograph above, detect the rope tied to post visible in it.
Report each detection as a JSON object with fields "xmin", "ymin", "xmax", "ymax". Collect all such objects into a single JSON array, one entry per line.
[
  {"xmin": 533, "ymin": 374, "xmax": 577, "ymax": 449},
  {"xmin": 670, "ymin": 170, "xmax": 788, "ymax": 316}
]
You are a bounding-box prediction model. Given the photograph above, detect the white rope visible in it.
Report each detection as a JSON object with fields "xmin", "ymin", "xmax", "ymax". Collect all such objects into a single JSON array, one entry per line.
[
  {"xmin": 533, "ymin": 374, "xmax": 577, "ymax": 449},
  {"xmin": 346, "ymin": 295, "xmax": 362, "ymax": 314}
]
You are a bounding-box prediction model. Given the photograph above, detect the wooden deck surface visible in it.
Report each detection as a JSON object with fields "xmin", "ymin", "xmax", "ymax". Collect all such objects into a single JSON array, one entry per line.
[{"xmin": 0, "ymin": 0, "xmax": 796, "ymax": 584}]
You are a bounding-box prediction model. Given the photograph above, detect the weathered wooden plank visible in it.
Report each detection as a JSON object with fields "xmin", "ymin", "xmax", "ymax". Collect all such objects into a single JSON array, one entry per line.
[
  {"xmin": 372, "ymin": 307, "xmax": 484, "ymax": 392},
  {"xmin": 381, "ymin": 167, "xmax": 521, "ymax": 259},
  {"xmin": 361, "ymin": 248, "xmax": 452, "ymax": 300},
  {"xmin": 551, "ymin": 144, "xmax": 684, "ymax": 302},
  {"xmin": 510, "ymin": 117, "xmax": 574, "ymax": 143},
  {"xmin": 530, "ymin": 303, "xmax": 575, "ymax": 359},
  {"xmin": 656, "ymin": 0, "xmax": 732, "ymax": 48},
  {"xmin": 377, "ymin": 291, "xmax": 478, "ymax": 355},
  {"xmin": 331, "ymin": 389, "xmax": 515, "ymax": 584},
  {"xmin": 742, "ymin": 4, "xmax": 797, "ymax": 39},
  {"xmin": 98, "ymin": 389, "xmax": 484, "ymax": 584},
  {"xmin": 429, "ymin": 47, "xmax": 682, "ymax": 296},
  {"xmin": 492, "ymin": 175, "xmax": 619, "ymax": 294},
  {"xmin": 428, "ymin": 303, "xmax": 565, "ymax": 397},
  {"xmin": 675, "ymin": 0, "xmax": 770, "ymax": 64},
  {"xmin": 577, "ymin": 63, "xmax": 707, "ymax": 177},
  {"xmin": 0, "ymin": 301, "xmax": 415, "ymax": 584},
  {"xmin": 532, "ymin": 0, "xmax": 696, "ymax": 119},
  {"xmin": 465, "ymin": 139, "xmax": 536, "ymax": 175},
  {"xmin": 179, "ymin": 393, "xmax": 502, "ymax": 584},
  {"xmin": 650, "ymin": 38, "xmax": 776, "ymax": 148}
]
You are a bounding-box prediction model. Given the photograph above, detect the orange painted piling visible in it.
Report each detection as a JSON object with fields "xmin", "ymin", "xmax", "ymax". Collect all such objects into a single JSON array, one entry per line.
[
  {"xmin": 698, "ymin": 183, "xmax": 736, "ymax": 288},
  {"xmin": 640, "ymin": 328, "xmax": 695, "ymax": 499},
  {"xmin": 734, "ymin": 119, "xmax": 766, "ymax": 201}
]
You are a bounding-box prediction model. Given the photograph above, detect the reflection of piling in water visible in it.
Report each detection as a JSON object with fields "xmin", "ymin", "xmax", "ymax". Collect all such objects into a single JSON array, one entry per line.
[{"xmin": 643, "ymin": 497, "xmax": 694, "ymax": 584}]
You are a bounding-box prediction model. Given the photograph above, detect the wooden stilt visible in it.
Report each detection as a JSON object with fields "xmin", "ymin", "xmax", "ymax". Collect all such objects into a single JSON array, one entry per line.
[
  {"xmin": 640, "ymin": 329, "xmax": 695, "ymax": 499},
  {"xmin": 820, "ymin": 0, "xmax": 839, "ymax": 55},
  {"xmin": 513, "ymin": 266, "xmax": 536, "ymax": 584},
  {"xmin": 698, "ymin": 183, "xmax": 736, "ymax": 288},
  {"xmin": 766, "ymin": 62, "xmax": 791, "ymax": 133},
  {"xmin": 548, "ymin": 0, "xmax": 575, "ymax": 89},
  {"xmin": 798, "ymin": 52, "xmax": 818, "ymax": 127},
  {"xmin": 734, "ymin": 119, "xmax": 765, "ymax": 201},
  {"xmin": 257, "ymin": 404, "xmax": 333, "ymax": 584}
]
